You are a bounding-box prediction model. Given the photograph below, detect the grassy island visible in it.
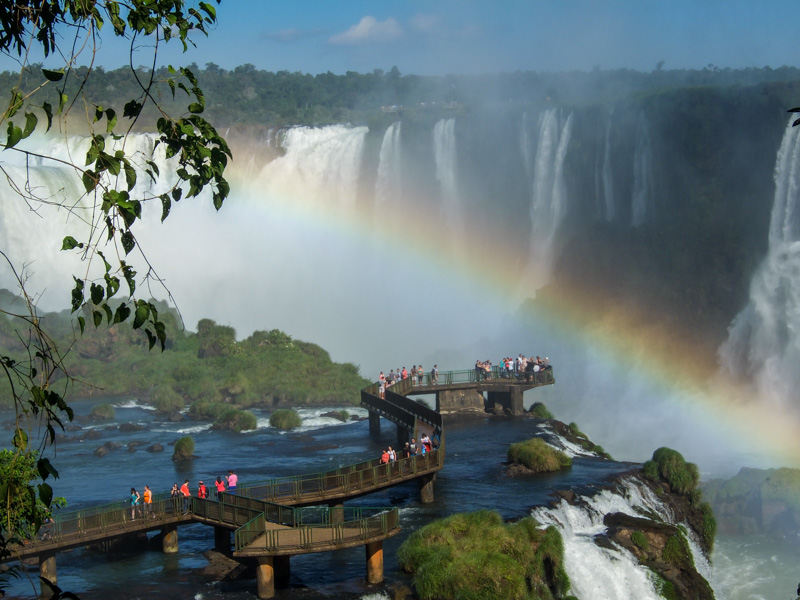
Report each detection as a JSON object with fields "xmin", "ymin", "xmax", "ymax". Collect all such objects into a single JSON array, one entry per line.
[
  {"xmin": 269, "ymin": 408, "xmax": 302, "ymax": 431},
  {"xmin": 508, "ymin": 438, "xmax": 572, "ymax": 473},
  {"xmin": 398, "ymin": 509, "xmax": 573, "ymax": 600}
]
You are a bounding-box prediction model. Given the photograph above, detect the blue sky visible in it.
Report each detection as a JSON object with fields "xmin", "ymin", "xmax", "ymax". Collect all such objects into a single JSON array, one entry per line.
[{"xmin": 4, "ymin": 0, "xmax": 800, "ymax": 75}]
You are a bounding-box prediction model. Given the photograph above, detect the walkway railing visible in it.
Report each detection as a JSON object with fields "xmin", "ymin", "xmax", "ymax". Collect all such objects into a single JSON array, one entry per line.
[
  {"xmin": 236, "ymin": 449, "xmax": 443, "ymax": 503},
  {"xmin": 234, "ymin": 506, "xmax": 400, "ymax": 554}
]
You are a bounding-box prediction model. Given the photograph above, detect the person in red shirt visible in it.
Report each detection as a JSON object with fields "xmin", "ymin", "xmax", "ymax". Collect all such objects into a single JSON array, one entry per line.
[
  {"xmin": 214, "ymin": 476, "xmax": 226, "ymax": 500},
  {"xmin": 197, "ymin": 480, "xmax": 208, "ymax": 500},
  {"xmin": 180, "ymin": 479, "xmax": 191, "ymax": 513}
]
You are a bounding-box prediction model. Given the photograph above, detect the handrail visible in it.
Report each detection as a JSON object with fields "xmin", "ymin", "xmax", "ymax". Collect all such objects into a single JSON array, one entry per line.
[{"xmin": 234, "ymin": 507, "xmax": 400, "ymax": 553}]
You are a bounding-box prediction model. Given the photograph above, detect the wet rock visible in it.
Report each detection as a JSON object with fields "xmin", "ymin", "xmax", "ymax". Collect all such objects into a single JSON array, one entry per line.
[
  {"xmin": 82, "ymin": 430, "xmax": 103, "ymax": 441},
  {"xmin": 119, "ymin": 422, "xmax": 148, "ymax": 433},
  {"xmin": 146, "ymin": 443, "xmax": 164, "ymax": 453},
  {"xmin": 168, "ymin": 413, "xmax": 184, "ymax": 422},
  {"xmin": 200, "ymin": 550, "xmax": 251, "ymax": 581},
  {"xmin": 321, "ymin": 411, "xmax": 348, "ymax": 422},
  {"xmin": 94, "ymin": 441, "xmax": 121, "ymax": 457}
]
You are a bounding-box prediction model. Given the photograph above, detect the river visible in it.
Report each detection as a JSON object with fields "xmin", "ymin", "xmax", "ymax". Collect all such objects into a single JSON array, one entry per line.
[{"xmin": 0, "ymin": 397, "xmax": 794, "ymax": 599}]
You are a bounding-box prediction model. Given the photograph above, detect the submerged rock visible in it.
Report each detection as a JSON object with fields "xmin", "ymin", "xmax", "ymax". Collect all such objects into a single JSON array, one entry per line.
[
  {"xmin": 146, "ymin": 443, "xmax": 164, "ymax": 453},
  {"xmin": 94, "ymin": 441, "xmax": 121, "ymax": 457}
]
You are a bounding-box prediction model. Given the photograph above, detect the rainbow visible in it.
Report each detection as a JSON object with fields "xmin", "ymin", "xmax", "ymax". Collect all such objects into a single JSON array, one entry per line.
[{"xmin": 221, "ymin": 141, "xmax": 800, "ymax": 470}]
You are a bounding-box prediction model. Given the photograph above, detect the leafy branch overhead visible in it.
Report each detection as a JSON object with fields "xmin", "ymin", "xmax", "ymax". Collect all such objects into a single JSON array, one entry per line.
[
  {"xmin": 2, "ymin": 0, "xmax": 231, "ymax": 351},
  {"xmin": 0, "ymin": 1, "xmax": 230, "ymax": 586}
]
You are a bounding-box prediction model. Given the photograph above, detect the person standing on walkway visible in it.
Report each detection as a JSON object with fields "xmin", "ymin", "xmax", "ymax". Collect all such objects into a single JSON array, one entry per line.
[
  {"xmin": 197, "ymin": 480, "xmax": 208, "ymax": 500},
  {"xmin": 180, "ymin": 479, "xmax": 191, "ymax": 513},
  {"xmin": 142, "ymin": 485, "xmax": 152, "ymax": 518},
  {"xmin": 130, "ymin": 487, "xmax": 140, "ymax": 520},
  {"xmin": 226, "ymin": 470, "xmax": 238, "ymax": 495},
  {"xmin": 215, "ymin": 476, "xmax": 226, "ymax": 499}
]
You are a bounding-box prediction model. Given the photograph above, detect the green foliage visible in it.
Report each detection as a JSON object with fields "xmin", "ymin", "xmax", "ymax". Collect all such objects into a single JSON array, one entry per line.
[
  {"xmin": 91, "ymin": 403, "xmax": 116, "ymax": 420},
  {"xmin": 152, "ymin": 387, "xmax": 185, "ymax": 413},
  {"xmin": 631, "ymin": 530, "xmax": 650, "ymax": 551},
  {"xmin": 269, "ymin": 408, "xmax": 302, "ymax": 431},
  {"xmin": 568, "ymin": 422, "xmax": 584, "ymax": 438},
  {"xmin": 172, "ymin": 436, "xmax": 195, "ymax": 460},
  {"xmin": 213, "ymin": 408, "xmax": 257, "ymax": 432},
  {"xmin": 0, "ymin": 449, "xmax": 66, "ymax": 542},
  {"xmin": 648, "ymin": 447, "xmax": 699, "ymax": 494},
  {"xmin": 398, "ymin": 510, "xmax": 570, "ymax": 600},
  {"xmin": 507, "ymin": 438, "xmax": 572, "ymax": 473},
  {"xmin": 661, "ymin": 533, "xmax": 693, "ymax": 568},
  {"xmin": 529, "ymin": 402, "xmax": 554, "ymax": 419},
  {"xmin": 698, "ymin": 502, "xmax": 717, "ymax": 553},
  {"xmin": 650, "ymin": 572, "xmax": 678, "ymax": 600}
]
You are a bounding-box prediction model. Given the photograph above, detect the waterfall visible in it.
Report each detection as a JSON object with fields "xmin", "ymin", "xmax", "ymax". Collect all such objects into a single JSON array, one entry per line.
[
  {"xmin": 531, "ymin": 477, "xmax": 715, "ymax": 600},
  {"xmin": 433, "ymin": 118, "xmax": 463, "ymax": 255},
  {"xmin": 375, "ymin": 121, "xmax": 402, "ymax": 209},
  {"xmin": 718, "ymin": 118, "xmax": 800, "ymax": 407},
  {"xmin": 602, "ymin": 113, "xmax": 616, "ymax": 221},
  {"xmin": 522, "ymin": 108, "xmax": 573, "ymax": 291},
  {"xmin": 257, "ymin": 125, "xmax": 367, "ymax": 209},
  {"xmin": 631, "ymin": 111, "xmax": 654, "ymax": 227}
]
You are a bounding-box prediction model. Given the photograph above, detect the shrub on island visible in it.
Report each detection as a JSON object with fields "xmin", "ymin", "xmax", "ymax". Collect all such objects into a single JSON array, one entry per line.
[
  {"xmin": 91, "ymin": 403, "xmax": 115, "ymax": 420},
  {"xmin": 508, "ymin": 438, "xmax": 572, "ymax": 473},
  {"xmin": 152, "ymin": 387, "xmax": 185, "ymax": 413},
  {"xmin": 643, "ymin": 447, "xmax": 716, "ymax": 551},
  {"xmin": 269, "ymin": 408, "xmax": 302, "ymax": 431},
  {"xmin": 213, "ymin": 408, "xmax": 257, "ymax": 432},
  {"xmin": 172, "ymin": 436, "xmax": 195, "ymax": 461},
  {"xmin": 397, "ymin": 510, "xmax": 572, "ymax": 600},
  {"xmin": 529, "ymin": 402, "xmax": 554, "ymax": 419}
]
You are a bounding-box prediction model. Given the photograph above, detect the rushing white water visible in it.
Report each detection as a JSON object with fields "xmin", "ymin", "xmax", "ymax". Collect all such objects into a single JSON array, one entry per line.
[
  {"xmin": 532, "ymin": 477, "xmax": 715, "ymax": 600},
  {"xmin": 522, "ymin": 108, "xmax": 573, "ymax": 291},
  {"xmin": 718, "ymin": 118, "xmax": 800, "ymax": 408},
  {"xmin": 433, "ymin": 117, "xmax": 463, "ymax": 257},
  {"xmin": 375, "ymin": 121, "xmax": 403, "ymax": 209},
  {"xmin": 631, "ymin": 111, "xmax": 654, "ymax": 227},
  {"xmin": 257, "ymin": 125, "xmax": 367, "ymax": 209}
]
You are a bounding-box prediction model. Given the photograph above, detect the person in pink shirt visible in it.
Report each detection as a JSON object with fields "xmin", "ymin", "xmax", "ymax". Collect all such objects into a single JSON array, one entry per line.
[{"xmin": 226, "ymin": 470, "xmax": 238, "ymax": 494}]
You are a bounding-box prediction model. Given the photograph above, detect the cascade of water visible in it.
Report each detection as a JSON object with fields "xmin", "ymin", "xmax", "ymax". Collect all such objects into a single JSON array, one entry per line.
[
  {"xmin": 631, "ymin": 111, "xmax": 654, "ymax": 227},
  {"xmin": 0, "ymin": 133, "xmax": 181, "ymax": 299},
  {"xmin": 256, "ymin": 125, "xmax": 367, "ymax": 209},
  {"xmin": 375, "ymin": 121, "xmax": 402, "ymax": 210},
  {"xmin": 718, "ymin": 118, "xmax": 800, "ymax": 407},
  {"xmin": 602, "ymin": 113, "xmax": 616, "ymax": 221},
  {"xmin": 531, "ymin": 477, "xmax": 715, "ymax": 600},
  {"xmin": 522, "ymin": 108, "xmax": 573, "ymax": 292},
  {"xmin": 433, "ymin": 118, "xmax": 463, "ymax": 256}
]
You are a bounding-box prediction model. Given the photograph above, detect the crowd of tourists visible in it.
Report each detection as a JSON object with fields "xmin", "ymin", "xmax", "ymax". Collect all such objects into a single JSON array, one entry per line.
[
  {"xmin": 128, "ymin": 469, "xmax": 238, "ymax": 519},
  {"xmin": 379, "ymin": 433, "xmax": 439, "ymax": 464},
  {"xmin": 475, "ymin": 354, "xmax": 551, "ymax": 382},
  {"xmin": 377, "ymin": 364, "xmax": 439, "ymax": 399}
]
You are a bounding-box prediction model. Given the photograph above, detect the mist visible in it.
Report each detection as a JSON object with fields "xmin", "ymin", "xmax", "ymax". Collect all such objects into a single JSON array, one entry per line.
[{"xmin": 3, "ymin": 74, "xmax": 800, "ymax": 478}]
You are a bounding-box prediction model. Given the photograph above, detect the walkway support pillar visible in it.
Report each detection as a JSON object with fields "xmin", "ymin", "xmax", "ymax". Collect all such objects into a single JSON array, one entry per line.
[
  {"xmin": 162, "ymin": 524, "xmax": 178, "ymax": 554},
  {"xmin": 419, "ymin": 473, "xmax": 436, "ymax": 504},
  {"xmin": 214, "ymin": 526, "xmax": 231, "ymax": 553},
  {"xmin": 256, "ymin": 556, "xmax": 275, "ymax": 599},
  {"xmin": 368, "ymin": 411, "xmax": 380, "ymax": 435},
  {"xmin": 39, "ymin": 551, "xmax": 57, "ymax": 598},
  {"xmin": 275, "ymin": 555, "xmax": 291, "ymax": 587},
  {"xmin": 365, "ymin": 540, "xmax": 384, "ymax": 584},
  {"xmin": 329, "ymin": 502, "xmax": 344, "ymax": 524},
  {"xmin": 397, "ymin": 424, "xmax": 408, "ymax": 447}
]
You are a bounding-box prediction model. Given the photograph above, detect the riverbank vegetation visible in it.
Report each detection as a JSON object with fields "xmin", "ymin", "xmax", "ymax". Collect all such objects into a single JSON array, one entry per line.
[
  {"xmin": 507, "ymin": 438, "xmax": 572, "ymax": 473},
  {"xmin": 0, "ymin": 294, "xmax": 369, "ymax": 412},
  {"xmin": 398, "ymin": 509, "xmax": 573, "ymax": 600}
]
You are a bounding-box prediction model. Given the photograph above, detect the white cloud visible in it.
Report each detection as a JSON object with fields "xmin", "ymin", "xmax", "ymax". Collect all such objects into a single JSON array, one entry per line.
[
  {"xmin": 409, "ymin": 13, "xmax": 439, "ymax": 33},
  {"xmin": 329, "ymin": 16, "xmax": 403, "ymax": 45}
]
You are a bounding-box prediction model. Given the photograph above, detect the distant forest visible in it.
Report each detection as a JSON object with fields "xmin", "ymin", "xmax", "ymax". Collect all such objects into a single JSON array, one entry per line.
[{"xmin": 4, "ymin": 63, "xmax": 800, "ymax": 131}]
